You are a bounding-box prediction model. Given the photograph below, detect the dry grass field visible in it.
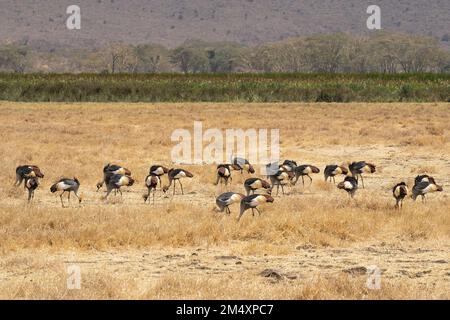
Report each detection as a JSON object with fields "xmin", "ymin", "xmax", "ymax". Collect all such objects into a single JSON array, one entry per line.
[{"xmin": 0, "ymin": 101, "xmax": 449, "ymax": 299}]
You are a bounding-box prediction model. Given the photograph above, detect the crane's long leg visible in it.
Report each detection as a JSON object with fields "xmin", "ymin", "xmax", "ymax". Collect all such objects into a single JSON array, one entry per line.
[
  {"xmin": 173, "ymin": 180, "xmax": 176, "ymax": 195},
  {"xmin": 308, "ymin": 175, "xmax": 313, "ymax": 186},
  {"xmin": 179, "ymin": 180, "xmax": 184, "ymax": 195},
  {"xmin": 152, "ymin": 189, "xmax": 155, "ymax": 205},
  {"xmin": 301, "ymin": 176, "xmax": 305, "ymax": 188},
  {"xmin": 60, "ymin": 191, "xmax": 66, "ymax": 207},
  {"xmin": 104, "ymin": 188, "xmax": 112, "ymax": 200},
  {"xmin": 255, "ymin": 207, "xmax": 261, "ymax": 216},
  {"xmin": 281, "ymin": 184, "xmax": 285, "ymax": 195},
  {"xmin": 360, "ymin": 174, "xmax": 365, "ymax": 188}
]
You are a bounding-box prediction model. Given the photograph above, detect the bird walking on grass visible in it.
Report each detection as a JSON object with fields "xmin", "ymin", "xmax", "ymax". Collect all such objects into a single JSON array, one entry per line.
[
  {"xmin": 231, "ymin": 157, "xmax": 255, "ymax": 174},
  {"xmin": 411, "ymin": 176, "xmax": 443, "ymax": 202},
  {"xmin": 103, "ymin": 174, "xmax": 135, "ymax": 200},
  {"xmin": 244, "ymin": 178, "xmax": 271, "ymax": 196},
  {"xmin": 238, "ymin": 194, "xmax": 274, "ymax": 221},
  {"xmin": 349, "ymin": 161, "xmax": 376, "ymax": 188},
  {"xmin": 149, "ymin": 165, "xmax": 169, "ymax": 189},
  {"xmin": 324, "ymin": 165, "xmax": 348, "ymax": 184},
  {"xmin": 215, "ymin": 164, "xmax": 233, "ymax": 186},
  {"xmin": 50, "ymin": 177, "xmax": 82, "ymax": 207},
  {"xmin": 216, "ymin": 192, "xmax": 245, "ymax": 214},
  {"xmin": 280, "ymin": 160, "xmax": 297, "ymax": 173},
  {"xmin": 337, "ymin": 176, "xmax": 358, "ymax": 198},
  {"xmin": 393, "ymin": 182, "xmax": 408, "ymax": 209},
  {"xmin": 293, "ymin": 165, "xmax": 320, "ymax": 187},
  {"xmin": 269, "ymin": 170, "xmax": 294, "ymax": 196},
  {"xmin": 97, "ymin": 164, "xmax": 132, "ymax": 191},
  {"xmin": 143, "ymin": 174, "xmax": 163, "ymax": 204},
  {"xmin": 15, "ymin": 165, "xmax": 44, "ymax": 187},
  {"xmin": 25, "ymin": 177, "xmax": 39, "ymax": 203},
  {"xmin": 163, "ymin": 168, "xmax": 194, "ymax": 195}
]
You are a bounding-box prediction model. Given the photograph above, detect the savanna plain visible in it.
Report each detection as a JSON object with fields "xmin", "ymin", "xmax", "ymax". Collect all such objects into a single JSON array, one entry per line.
[{"xmin": 0, "ymin": 102, "xmax": 448, "ymax": 299}]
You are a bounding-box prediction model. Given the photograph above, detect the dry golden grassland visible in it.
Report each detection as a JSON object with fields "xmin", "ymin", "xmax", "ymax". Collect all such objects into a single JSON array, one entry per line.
[{"xmin": 0, "ymin": 102, "xmax": 449, "ymax": 299}]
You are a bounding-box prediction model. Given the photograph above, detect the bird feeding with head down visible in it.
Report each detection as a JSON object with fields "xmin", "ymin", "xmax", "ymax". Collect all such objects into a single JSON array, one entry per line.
[{"xmin": 50, "ymin": 177, "xmax": 82, "ymax": 207}]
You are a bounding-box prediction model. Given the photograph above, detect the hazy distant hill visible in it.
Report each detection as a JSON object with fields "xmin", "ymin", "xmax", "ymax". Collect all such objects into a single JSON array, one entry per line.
[{"xmin": 1, "ymin": 0, "xmax": 449, "ymax": 48}]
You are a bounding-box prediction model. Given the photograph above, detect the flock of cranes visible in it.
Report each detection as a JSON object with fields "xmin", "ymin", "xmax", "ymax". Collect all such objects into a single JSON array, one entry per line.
[{"xmin": 14, "ymin": 158, "xmax": 444, "ymax": 220}]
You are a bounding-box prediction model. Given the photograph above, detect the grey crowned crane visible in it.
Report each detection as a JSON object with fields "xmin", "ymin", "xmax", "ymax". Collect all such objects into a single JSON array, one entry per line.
[
  {"xmin": 393, "ymin": 182, "xmax": 408, "ymax": 209},
  {"xmin": 412, "ymin": 176, "xmax": 443, "ymax": 202},
  {"xmin": 216, "ymin": 192, "xmax": 245, "ymax": 214},
  {"xmin": 50, "ymin": 177, "xmax": 82, "ymax": 207},
  {"xmin": 103, "ymin": 174, "xmax": 135, "ymax": 200},
  {"xmin": 244, "ymin": 178, "xmax": 271, "ymax": 196},
  {"xmin": 149, "ymin": 165, "xmax": 169, "ymax": 189},
  {"xmin": 269, "ymin": 170, "xmax": 294, "ymax": 196},
  {"xmin": 215, "ymin": 164, "xmax": 233, "ymax": 186},
  {"xmin": 265, "ymin": 160, "xmax": 296, "ymax": 179},
  {"xmin": 231, "ymin": 157, "xmax": 255, "ymax": 174},
  {"xmin": 349, "ymin": 161, "xmax": 376, "ymax": 188},
  {"xmin": 293, "ymin": 165, "xmax": 320, "ymax": 187},
  {"xmin": 97, "ymin": 164, "xmax": 132, "ymax": 191},
  {"xmin": 143, "ymin": 174, "xmax": 162, "ymax": 204},
  {"xmin": 25, "ymin": 177, "xmax": 39, "ymax": 203},
  {"xmin": 238, "ymin": 194, "xmax": 274, "ymax": 221},
  {"xmin": 414, "ymin": 175, "xmax": 432, "ymax": 185},
  {"xmin": 280, "ymin": 160, "xmax": 297, "ymax": 172},
  {"xmin": 163, "ymin": 168, "xmax": 194, "ymax": 195},
  {"xmin": 15, "ymin": 165, "xmax": 44, "ymax": 187},
  {"xmin": 337, "ymin": 176, "xmax": 358, "ymax": 198},
  {"xmin": 324, "ymin": 165, "xmax": 348, "ymax": 184}
]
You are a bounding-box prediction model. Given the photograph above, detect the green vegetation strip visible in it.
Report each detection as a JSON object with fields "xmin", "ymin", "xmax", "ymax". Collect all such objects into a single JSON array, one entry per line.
[{"xmin": 0, "ymin": 73, "xmax": 449, "ymax": 102}]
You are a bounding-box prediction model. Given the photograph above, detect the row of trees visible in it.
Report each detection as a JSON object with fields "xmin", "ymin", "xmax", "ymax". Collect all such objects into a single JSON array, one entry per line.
[{"xmin": 1, "ymin": 32, "xmax": 450, "ymax": 73}]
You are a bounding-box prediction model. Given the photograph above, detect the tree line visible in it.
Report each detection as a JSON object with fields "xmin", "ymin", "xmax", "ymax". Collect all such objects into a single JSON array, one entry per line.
[{"xmin": 1, "ymin": 32, "xmax": 450, "ymax": 74}]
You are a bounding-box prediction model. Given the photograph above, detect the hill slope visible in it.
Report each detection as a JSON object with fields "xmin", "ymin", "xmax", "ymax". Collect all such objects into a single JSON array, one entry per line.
[{"xmin": 1, "ymin": 0, "xmax": 449, "ymax": 48}]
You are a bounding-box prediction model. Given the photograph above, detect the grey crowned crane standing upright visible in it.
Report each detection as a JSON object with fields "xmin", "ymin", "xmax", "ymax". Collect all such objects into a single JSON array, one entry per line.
[
  {"xmin": 143, "ymin": 174, "xmax": 162, "ymax": 205},
  {"xmin": 269, "ymin": 170, "xmax": 294, "ymax": 196},
  {"xmin": 215, "ymin": 164, "xmax": 233, "ymax": 186},
  {"xmin": 293, "ymin": 165, "xmax": 320, "ymax": 187},
  {"xmin": 103, "ymin": 174, "xmax": 135, "ymax": 200},
  {"xmin": 15, "ymin": 165, "xmax": 44, "ymax": 187},
  {"xmin": 411, "ymin": 176, "xmax": 443, "ymax": 202},
  {"xmin": 238, "ymin": 194, "xmax": 274, "ymax": 222},
  {"xmin": 231, "ymin": 157, "xmax": 255, "ymax": 174},
  {"xmin": 324, "ymin": 165, "xmax": 348, "ymax": 184},
  {"xmin": 163, "ymin": 168, "xmax": 194, "ymax": 195},
  {"xmin": 349, "ymin": 161, "xmax": 376, "ymax": 188},
  {"xmin": 97, "ymin": 164, "xmax": 132, "ymax": 191},
  {"xmin": 393, "ymin": 182, "xmax": 408, "ymax": 209},
  {"xmin": 25, "ymin": 177, "xmax": 39, "ymax": 203},
  {"xmin": 149, "ymin": 165, "xmax": 169, "ymax": 189},
  {"xmin": 215, "ymin": 192, "xmax": 245, "ymax": 214},
  {"xmin": 244, "ymin": 178, "xmax": 271, "ymax": 196},
  {"xmin": 337, "ymin": 176, "xmax": 358, "ymax": 198},
  {"xmin": 50, "ymin": 177, "xmax": 82, "ymax": 207}
]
